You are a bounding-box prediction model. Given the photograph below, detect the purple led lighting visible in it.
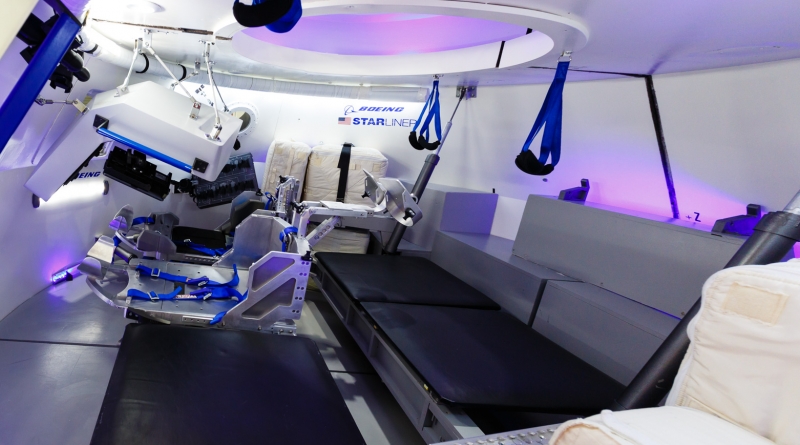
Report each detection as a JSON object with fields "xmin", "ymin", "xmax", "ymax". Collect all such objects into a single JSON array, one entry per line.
[{"xmin": 243, "ymin": 14, "xmax": 529, "ymax": 56}]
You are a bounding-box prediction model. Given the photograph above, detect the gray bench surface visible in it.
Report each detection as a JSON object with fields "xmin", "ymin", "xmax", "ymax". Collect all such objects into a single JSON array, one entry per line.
[
  {"xmin": 513, "ymin": 196, "xmax": 744, "ymax": 317},
  {"xmin": 534, "ymin": 281, "xmax": 680, "ymax": 384},
  {"xmin": 316, "ymin": 252, "xmax": 500, "ymax": 309},
  {"xmin": 432, "ymin": 231, "xmax": 576, "ymax": 324},
  {"xmin": 363, "ymin": 302, "xmax": 625, "ymax": 412}
]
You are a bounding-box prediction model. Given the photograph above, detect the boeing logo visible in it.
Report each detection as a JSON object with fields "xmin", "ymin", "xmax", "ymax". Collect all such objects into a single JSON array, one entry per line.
[
  {"xmin": 77, "ymin": 171, "xmax": 102, "ymax": 179},
  {"xmin": 344, "ymin": 105, "xmax": 405, "ymax": 115}
]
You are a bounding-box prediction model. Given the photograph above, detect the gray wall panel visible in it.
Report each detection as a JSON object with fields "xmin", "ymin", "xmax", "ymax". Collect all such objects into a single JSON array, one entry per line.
[
  {"xmin": 513, "ymin": 195, "xmax": 745, "ymax": 317},
  {"xmin": 432, "ymin": 231, "xmax": 575, "ymax": 325},
  {"xmin": 533, "ymin": 281, "xmax": 680, "ymax": 385},
  {"xmin": 402, "ymin": 183, "xmax": 497, "ymax": 250}
]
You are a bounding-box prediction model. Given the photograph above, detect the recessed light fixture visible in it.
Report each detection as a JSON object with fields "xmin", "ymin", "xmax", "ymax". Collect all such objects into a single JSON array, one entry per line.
[{"xmin": 126, "ymin": 1, "xmax": 165, "ymax": 13}]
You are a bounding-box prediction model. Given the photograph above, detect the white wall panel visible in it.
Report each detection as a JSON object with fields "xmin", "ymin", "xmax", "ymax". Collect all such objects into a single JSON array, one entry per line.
[{"xmin": 657, "ymin": 59, "xmax": 800, "ymax": 222}]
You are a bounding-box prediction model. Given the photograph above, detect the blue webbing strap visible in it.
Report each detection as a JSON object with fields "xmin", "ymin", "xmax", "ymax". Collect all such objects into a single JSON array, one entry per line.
[
  {"xmin": 209, "ymin": 291, "xmax": 249, "ymax": 325},
  {"xmin": 129, "ymin": 264, "xmax": 241, "ymax": 301},
  {"xmin": 520, "ymin": 60, "xmax": 570, "ymax": 167},
  {"xmin": 205, "ymin": 264, "xmax": 240, "ymax": 288},
  {"xmin": 190, "ymin": 286, "xmax": 244, "ymax": 301},
  {"xmin": 412, "ymin": 81, "xmax": 437, "ymax": 133},
  {"xmin": 127, "ymin": 287, "xmax": 183, "ymax": 301},
  {"xmin": 419, "ymin": 81, "xmax": 442, "ymax": 142},
  {"xmin": 280, "ymin": 227, "xmax": 298, "ymax": 252}
]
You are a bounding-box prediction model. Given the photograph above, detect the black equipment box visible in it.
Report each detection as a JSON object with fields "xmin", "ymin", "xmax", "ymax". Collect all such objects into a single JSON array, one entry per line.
[
  {"xmin": 103, "ymin": 146, "xmax": 172, "ymax": 201},
  {"xmin": 191, "ymin": 153, "xmax": 258, "ymax": 209}
]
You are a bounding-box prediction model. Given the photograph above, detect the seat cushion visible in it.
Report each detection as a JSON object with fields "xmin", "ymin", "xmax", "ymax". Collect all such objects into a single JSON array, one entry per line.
[
  {"xmin": 315, "ymin": 252, "xmax": 501, "ymax": 309},
  {"xmin": 551, "ymin": 407, "xmax": 774, "ymax": 445},
  {"xmin": 362, "ymin": 302, "xmax": 624, "ymax": 412},
  {"xmin": 90, "ymin": 324, "xmax": 365, "ymax": 445}
]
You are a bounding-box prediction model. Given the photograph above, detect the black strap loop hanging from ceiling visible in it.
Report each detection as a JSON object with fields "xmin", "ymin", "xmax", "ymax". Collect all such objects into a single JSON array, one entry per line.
[
  {"xmin": 232, "ymin": 0, "xmax": 301, "ymax": 31},
  {"xmin": 515, "ymin": 60, "xmax": 570, "ymax": 176}
]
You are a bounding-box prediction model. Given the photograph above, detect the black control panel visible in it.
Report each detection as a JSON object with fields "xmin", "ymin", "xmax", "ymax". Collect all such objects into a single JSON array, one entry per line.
[
  {"xmin": 104, "ymin": 146, "xmax": 172, "ymax": 201},
  {"xmin": 191, "ymin": 153, "xmax": 258, "ymax": 209}
]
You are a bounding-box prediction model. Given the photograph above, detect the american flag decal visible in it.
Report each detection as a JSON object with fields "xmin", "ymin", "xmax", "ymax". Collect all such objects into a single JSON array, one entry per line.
[{"xmin": 338, "ymin": 117, "xmax": 352, "ymax": 125}]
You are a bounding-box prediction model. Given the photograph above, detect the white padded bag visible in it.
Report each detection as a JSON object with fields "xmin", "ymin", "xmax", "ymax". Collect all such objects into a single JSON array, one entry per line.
[
  {"xmin": 307, "ymin": 224, "xmax": 370, "ymax": 256},
  {"xmin": 551, "ymin": 407, "xmax": 774, "ymax": 445},
  {"xmin": 262, "ymin": 140, "xmax": 312, "ymax": 196},
  {"xmin": 303, "ymin": 144, "xmax": 388, "ymax": 206},
  {"xmin": 552, "ymin": 260, "xmax": 800, "ymax": 445}
]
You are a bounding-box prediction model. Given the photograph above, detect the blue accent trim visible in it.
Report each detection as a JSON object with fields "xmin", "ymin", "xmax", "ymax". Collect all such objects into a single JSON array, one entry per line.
[
  {"xmin": 96, "ymin": 127, "xmax": 193, "ymax": 173},
  {"xmin": 0, "ymin": 14, "xmax": 80, "ymax": 154}
]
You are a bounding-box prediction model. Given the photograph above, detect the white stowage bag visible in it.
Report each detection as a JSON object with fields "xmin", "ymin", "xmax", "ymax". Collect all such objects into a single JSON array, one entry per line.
[
  {"xmin": 303, "ymin": 144, "xmax": 388, "ymax": 206},
  {"xmin": 550, "ymin": 407, "xmax": 774, "ymax": 445},
  {"xmin": 666, "ymin": 260, "xmax": 800, "ymax": 445},
  {"xmin": 308, "ymin": 224, "xmax": 370, "ymax": 256},
  {"xmin": 262, "ymin": 140, "xmax": 312, "ymax": 196},
  {"xmin": 551, "ymin": 259, "xmax": 800, "ymax": 445}
]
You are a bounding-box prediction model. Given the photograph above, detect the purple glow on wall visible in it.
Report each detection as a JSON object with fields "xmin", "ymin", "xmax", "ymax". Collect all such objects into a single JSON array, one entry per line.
[{"xmin": 244, "ymin": 14, "xmax": 529, "ymax": 56}]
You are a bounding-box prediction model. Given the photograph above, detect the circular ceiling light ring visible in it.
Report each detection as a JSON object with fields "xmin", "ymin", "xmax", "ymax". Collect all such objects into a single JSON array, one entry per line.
[{"xmin": 218, "ymin": 1, "xmax": 589, "ymax": 77}]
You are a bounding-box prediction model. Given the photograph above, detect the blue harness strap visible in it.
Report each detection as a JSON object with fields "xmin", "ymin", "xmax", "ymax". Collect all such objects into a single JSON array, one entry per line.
[
  {"xmin": 419, "ymin": 82, "xmax": 442, "ymax": 142},
  {"xmin": 190, "ymin": 286, "xmax": 244, "ymax": 301},
  {"xmin": 129, "ymin": 264, "xmax": 242, "ymax": 302},
  {"xmin": 412, "ymin": 81, "xmax": 436, "ymax": 133},
  {"xmin": 209, "ymin": 291, "xmax": 249, "ymax": 325},
  {"xmin": 204, "ymin": 264, "xmax": 240, "ymax": 288},
  {"xmin": 516, "ymin": 60, "xmax": 570, "ymax": 176},
  {"xmin": 409, "ymin": 80, "xmax": 442, "ymax": 150},
  {"xmin": 280, "ymin": 227, "xmax": 298, "ymax": 252},
  {"xmin": 127, "ymin": 287, "xmax": 183, "ymax": 301}
]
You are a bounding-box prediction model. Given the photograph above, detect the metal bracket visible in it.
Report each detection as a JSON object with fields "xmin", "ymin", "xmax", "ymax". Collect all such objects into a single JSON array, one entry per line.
[
  {"xmin": 456, "ymin": 86, "xmax": 477, "ymax": 98},
  {"xmin": 712, "ymin": 204, "xmax": 763, "ymax": 236},
  {"xmin": 558, "ymin": 178, "xmax": 590, "ymax": 203},
  {"xmin": 35, "ymin": 97, "xmax": 88, "ymax": 114}
]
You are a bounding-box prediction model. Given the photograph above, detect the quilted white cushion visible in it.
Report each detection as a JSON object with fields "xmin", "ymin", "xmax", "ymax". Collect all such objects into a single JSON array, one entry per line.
[
  {"xmin": 303, "ymin": 144, "xmax": 388, "ymax": 206},
  {"xmin": 262, "ymin": 140, "xmax": 311, "ymax": 197},
  {"xmin": 667, "ymin": 260, "xmax": 800, "ymax": 445},
  {"xmin": 551, "ymin": 407, "xmax": 773, "ymax": 445}
]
